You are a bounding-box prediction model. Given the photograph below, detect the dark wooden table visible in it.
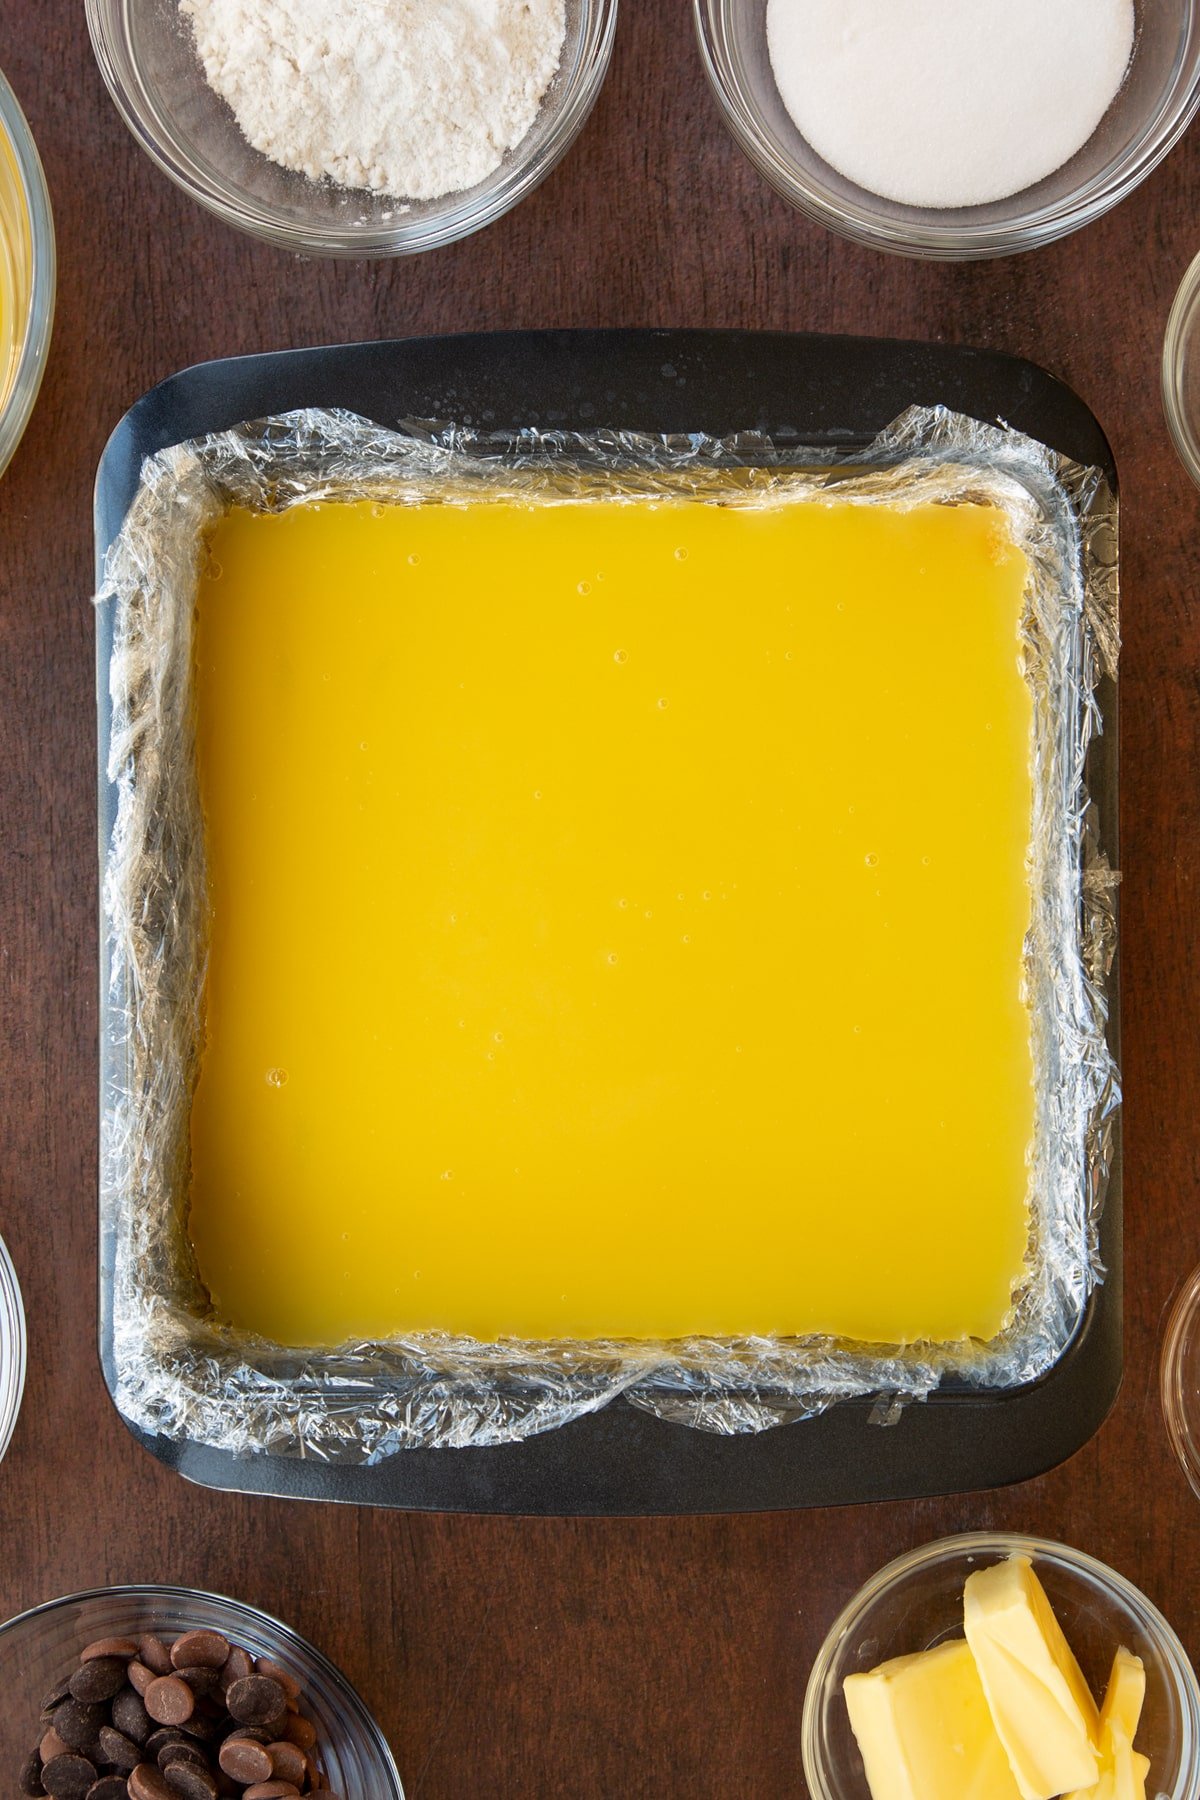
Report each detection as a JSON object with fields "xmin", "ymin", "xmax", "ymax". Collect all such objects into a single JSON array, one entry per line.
[{"xmin": 1, "ymin": 5, "xmax": 1197, "ymax": 1794}]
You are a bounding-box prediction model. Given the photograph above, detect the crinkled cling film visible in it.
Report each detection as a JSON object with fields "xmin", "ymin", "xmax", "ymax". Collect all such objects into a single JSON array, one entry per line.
[{"xmin": 97, "ymin": 405, "xmax": 1120, "ymax": 1458}]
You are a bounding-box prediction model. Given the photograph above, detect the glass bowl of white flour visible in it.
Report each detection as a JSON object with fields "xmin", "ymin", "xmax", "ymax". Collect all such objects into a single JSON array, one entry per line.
[
  {"xmin": 694, "ymin": 0, "xmax": 1200, "ymax": 259},
  {"xmin": 86, "ymin": 0, "xmax": 617, "ymax": 255}
]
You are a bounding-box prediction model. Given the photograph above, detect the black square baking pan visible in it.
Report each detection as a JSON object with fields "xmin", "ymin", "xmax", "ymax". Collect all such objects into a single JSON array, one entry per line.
[{"xmin": 95, "ymin": 329, "xmax": 1120, "ymax": 1514}]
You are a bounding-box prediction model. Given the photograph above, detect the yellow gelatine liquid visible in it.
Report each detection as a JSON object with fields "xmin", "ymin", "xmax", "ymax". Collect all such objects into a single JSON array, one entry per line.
[
  {"xmin": 190, "ymin": 494, "xmax": 1034, "ymax": 1348},
  {"xmin": 0, "ymin": 124, "xmax": 29, "ymax": 412}
]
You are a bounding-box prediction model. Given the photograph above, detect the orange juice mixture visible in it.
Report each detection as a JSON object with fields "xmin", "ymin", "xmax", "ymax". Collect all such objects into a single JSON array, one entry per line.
[{"xmin": 189, "ymin": 493, "xmax": 1034, "ymax": 1348}]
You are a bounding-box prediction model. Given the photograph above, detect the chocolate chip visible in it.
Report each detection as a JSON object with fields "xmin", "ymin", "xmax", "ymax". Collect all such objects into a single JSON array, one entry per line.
[
  {"xmin": 136, "ymin": 1640, "xmax": 173, "ymax": 1678},
  {"xmin": 144, "ymin": 1679, "xmax": 194, "ymax": 1728},
  {"xmin": 156, "ymin": 1742, "xmax": 207, "ymax": 1776},
  {"xmin": 81, "ymin": 1639, "xmax": 138, "ymax": 1664},
  {"xmin": 128, "ymin": 1770, "xmax": 173, "ymax": 1800},
  {"xmin": 169, "ymin": 1633, "xmax": 229, "ymax": 1673},
  {"xmin": 52, "ymin": 1702, "xmax": 105, "ymax": 1755},
  {"xmin": 41, "ymin": 1755, "xmax": 97, "ymax": 1800},
  {"xmin": 111, "ymin": 1691, "xmax": 151, "ymax": 1745},
  {"xmin": 86, "ymin": 1782, "xmax": 130, "ymax": 1800},
  {"xmin": 126, "ymin": 1664, "xmax": 155, "ymax": 1699},
  {"xmin": 143, "ymin": 1731, "xmax": 189, "ymax": 1761},
  {"xmin": 225, "ymin": 1675, "xmax": 286, "ymax": 1729},
  {"xmin": 161, "ymin": 1761, "xmax": 217, "ymax": 1800},
  {"xmin": 252, "ymin": 1660, "xmax": 301, "ymax": 1706},
  {"xmin": 20, "ymin": 1748, "xmax": 47, "ymax": 1796},
  {"xmin": 98, "ymin": 1726, "xmax": 141, "ymax": 1772},
  {"xmin": 41, "ymin": 1728, "xmax": 71, "ymax": 1763},
  {"xmin": 217, "ymin": 1737, "xmax": 272, "ymax": 1785},
  {"xmin": 280, "ymin": 1713, "xmax": 316, "ymax": 1751},
  {"xmin": 266, "ymin": 1742, "xmax": 307, "ymax": 1786},
  {"xmin": 218, "ymin": 1647, "xmax": 252, "ymax": 1694},
  {"xmin": 70, "ymin": 1660, "xmax": 130, "ymax": 1705},
  {"xmin": 41, "ymin": 1677, "xmax": 72, "ymax": 1713},
  {"xmin": 173, "ymin": 1666, "xmax": 219, "ymax": 1700},
  {"xmin": 241, "ymin": 1786, "xmax": 299, "ymax": 1800}
]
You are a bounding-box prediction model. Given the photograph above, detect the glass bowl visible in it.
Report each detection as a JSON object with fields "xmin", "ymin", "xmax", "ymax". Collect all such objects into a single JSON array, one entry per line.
[
  {"xmin": 0, "ymin": 1230, "xmax": 26, "ymax": 1464},
  {"xmin": 0, "ymin": 67, "xmax": 54, "ymax": 477},
  {"xmin": 1162, "ymin": 256, "xmax": 1200, "ymax": 489},
  {"xmin": 802, "ymin": 1532, "xmax": 1200, "ymax": 1799},
  {"xmin": 694, "ymin": 0, "xmax": 1200, "ymax": 260},
  {"xmin": 1160, "ymin": 1262, "xmax": 1200, "ymax": 1493},
  {"xmin": 0, "ymin": 1585, "xmax": 404, "ymax": 1795},
  {"xmin": 85, "ymin": 0, "xmax": 617, "ymax": 257}
]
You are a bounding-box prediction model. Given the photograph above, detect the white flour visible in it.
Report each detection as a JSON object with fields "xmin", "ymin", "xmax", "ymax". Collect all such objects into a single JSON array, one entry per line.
[
  {"xmin": 766, "ymin": 0, "xmax": 1135, "ymax": 210},
  {"xmin": 180, "ymin": 0, "xmax": 567, "ymax": 201}
]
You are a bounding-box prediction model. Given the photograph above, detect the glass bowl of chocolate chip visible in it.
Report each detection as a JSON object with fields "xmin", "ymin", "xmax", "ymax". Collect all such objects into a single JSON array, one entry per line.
[{"xmin": 6, "ymin": 1586, "xmax": 404, "ymax": 1799}]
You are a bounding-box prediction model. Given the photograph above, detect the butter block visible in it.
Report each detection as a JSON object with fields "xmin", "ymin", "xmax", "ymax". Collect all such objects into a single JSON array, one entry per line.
[
  {"xmin": 1065, "ymin": 1650, "xmax": 1150, "ymax": 1800},
  {"xmin": 844, "ymin": 1638, "xmax": 1024, "ymax": 1800},
  {"xmin": 963, "ymin": 1555, "xmax": 1100, "ymax": 1799},
  {"xmin": 1099, "ymin": 1648, "xmax": 1147, "ymax": 1742}
]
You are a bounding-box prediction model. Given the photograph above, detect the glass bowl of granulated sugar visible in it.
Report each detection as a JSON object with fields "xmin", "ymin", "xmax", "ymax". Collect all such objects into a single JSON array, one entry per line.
[
  {"xmin": 86, "ymin": 0, "xmax": 617, "ymax": 255},
  {"xmin": 695, "ymin": 0, "xmax": 1200, "ymax": 259}
]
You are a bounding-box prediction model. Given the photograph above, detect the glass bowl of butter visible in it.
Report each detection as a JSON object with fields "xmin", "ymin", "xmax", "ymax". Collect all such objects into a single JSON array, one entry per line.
[
  {"xmin": 802, "ymin": 1532, "xmax": 1200, "ymax": 1800},
  {"xmin": 85, "ymin": 0, "xmax": 616, "ymax": 256},
  {"xmin": 0, "ymin": 67, "xmax": 54, "ymax": 478}
]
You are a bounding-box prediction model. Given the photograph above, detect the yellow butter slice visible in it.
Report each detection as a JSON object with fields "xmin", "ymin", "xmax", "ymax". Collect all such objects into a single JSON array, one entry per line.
[
  {"xmin": 963, "ymin": 1555, "xmax": 1100, "ymax": 1799},
  {"xmin": 844, "ymin": 1638, "xmax": 1024, "ymax": 1800}
]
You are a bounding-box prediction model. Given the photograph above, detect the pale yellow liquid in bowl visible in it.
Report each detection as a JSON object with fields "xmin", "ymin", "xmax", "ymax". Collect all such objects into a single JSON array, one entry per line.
[{"xmin": 190, "ymin": 494, "xmax": 1034, "ymax": 1348}]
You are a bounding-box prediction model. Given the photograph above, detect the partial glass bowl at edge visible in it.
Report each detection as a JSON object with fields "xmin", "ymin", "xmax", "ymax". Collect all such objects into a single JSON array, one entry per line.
[
  {"xmin": 694, "ymin": 0, "xmax": 1200, "ymax": 259},
  {"xmin": 0, "ymin": 66, "xmax": 54, "ymax": 476},
  {"xmin": 802, "ymin": 1533, "xmax": 1200, "ymax": 1800},
  {"xmin": 0, "ymin": 1586, "xmax": 404, "ymax": 1795},
  {"xmin": 1162, "ymin": 254, "xmax": 1200, "ymax": 489},
  {"xmin": 85, "ymin": 0, "xmax": 618, "ymax": 256},
  {"xmin": 0, "ymin": 1231, "xmax": 25, "ymax": 1463}
]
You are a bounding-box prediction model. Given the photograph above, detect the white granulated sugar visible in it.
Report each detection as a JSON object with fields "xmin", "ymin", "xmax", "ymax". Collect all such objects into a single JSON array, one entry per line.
[
  {"xmin": 180, "ymin": 0, "xmax": 567, "ymax": 201},
  {"xmin": 765, "ymin": 0, "xmax": 1135, "ymax": 210}
]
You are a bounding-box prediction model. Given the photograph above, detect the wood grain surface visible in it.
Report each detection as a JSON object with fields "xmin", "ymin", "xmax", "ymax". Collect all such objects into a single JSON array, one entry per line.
[{"xmin": 0, "ymin": 4, "xmax": 1197, "ymax": 1794}]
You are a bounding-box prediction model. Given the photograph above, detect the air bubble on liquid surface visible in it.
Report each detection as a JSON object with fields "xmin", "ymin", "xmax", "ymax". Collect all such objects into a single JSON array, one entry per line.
[
  {"xmin": 408, "ymin": 553, "xmax": 420, "ymax": 567},
  {"xmin": 656, "ymin": 697, "xmax": 669, "ymax": 710},
  {"xmin": 674, "ymin": 547, "xmax": 688, "ymax": 562},
  {"xmin": 577, "ymin": 581, "xmax": 591, "ymax": 596},
  {"xmin": 494, "ymin": 1032, "xmax": 504, "ymax": 1043},
  {"xmin": 864, "ymin": 852, "xmax": 878, "ymax": 867},
  {"xmin": 441, "ymin": 1170, "xmax": 453, "ymax": 1182},
  {"xmin": 613, "ymin": 649, "xmax": 628, "ymax": 665},
  {"xmin": 607, "ymin": 953, "xmax": 619, "ymax": 966},
  {"xmin": 370, "ymin": 504, "xmax": 385, "ymax": 519},
  {"xmin": 265, "ymin": 1067, "xmax": 289, "ymax": 1088},
  {"xmin": 533, "ymin": 790, "xmax": 543, "ymax": 801},
  {"xmin": 206, "ymin": 558, "xmax": 223, "ymax": 581},
  {"xmin": 617, "ymin": 898, "xmax": 628, "ymax": 910}
]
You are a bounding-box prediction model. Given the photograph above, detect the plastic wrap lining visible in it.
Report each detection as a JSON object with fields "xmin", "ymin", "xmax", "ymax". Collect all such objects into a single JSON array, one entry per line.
[{"xmin": 96, "ymin": 405, "xmax": 1120, "ymax": 1456}]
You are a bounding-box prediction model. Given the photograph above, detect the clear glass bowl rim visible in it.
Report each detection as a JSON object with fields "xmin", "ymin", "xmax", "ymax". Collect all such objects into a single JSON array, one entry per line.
[
  {"xmin": 1, "ymin": 1583, "xmax": 405, "ymax": 1793},
  {"xmin": 84, "ymin": 0, "xmax": 619, "ymax": 257},
  {"xmin": 1160, "ymin": 1261, "xmax": 1200, "ymax": 1489},
  {"xmin": 692, "ymin": 0, "xmax": 1200, "ymax": 260},
  {"xmin": 0, "ymin": 1230, "xmax": 26, "ymax": 1463},
  {"xmin": 801, "ymin": 1530, "xmax": 1200, "ymax": 1800},
  {"xmin": 1162, "ymin": 253, "xmax": 1200, "ymax": 489},
  {"xmin": 0, "ymin": 65, "xmax": 55, "ymax": 475}
]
